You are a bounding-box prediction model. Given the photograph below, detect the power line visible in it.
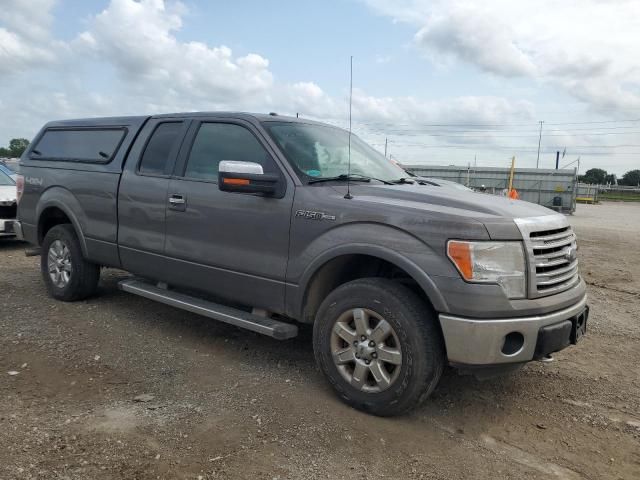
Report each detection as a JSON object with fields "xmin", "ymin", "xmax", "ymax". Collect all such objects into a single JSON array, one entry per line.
[
  {"xmin": 360, "ymin": 125, "xmax": 640, "ymax": 134},
  {"xmin": 545, "ymin": 118, "xmax": 640, "ymax": 125},
  {"xmin": 347, "ymin": 118, "xmax": 640, "ymax": 128},
  {"xmin": 536, "ymin": 120, "xmax": 544, "ymax": 168},
  {"xmin": 385, "ymin": 141, "xmax": 640, "ymax": 148},
  {"xmin": 364, "ymin": 131, "xmax": 640, "ymax": 137}
]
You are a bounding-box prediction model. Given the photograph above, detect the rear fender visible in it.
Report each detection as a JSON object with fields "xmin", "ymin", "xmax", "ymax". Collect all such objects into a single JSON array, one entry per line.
[{"xmin": 36, "ymin": 186, "xmax": 88, "ymax": 256}]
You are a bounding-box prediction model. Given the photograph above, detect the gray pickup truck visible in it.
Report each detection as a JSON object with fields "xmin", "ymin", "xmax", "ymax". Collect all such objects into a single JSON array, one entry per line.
[{"xmin": 15, "ymin": 112, "xmax": 588, "ymax": 416}]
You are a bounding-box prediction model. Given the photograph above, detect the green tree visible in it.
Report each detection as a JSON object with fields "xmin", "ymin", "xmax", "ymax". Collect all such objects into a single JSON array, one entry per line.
[
  {"xmin": 621, "ymin": 169, "xmax": 640, "ymax": 186},
  {"xmin": 580, "ymin": 168, "xmax": 608, "ymax": 184},
  {"xmin": 8, "ymin": 138, "xmax": 30, "ymax": 157},
  {"xmin": 604, "ymin": 173, "xmax": 617, "ymax": 184},
  {"xmin": 0, "ymin": 147, "xmax": 11, "ymax": 157}
]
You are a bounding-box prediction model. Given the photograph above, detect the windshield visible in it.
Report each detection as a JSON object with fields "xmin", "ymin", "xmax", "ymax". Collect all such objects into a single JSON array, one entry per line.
[
  {"xmin": 0, "ymin": 169, "xmax": 15, "ymax": 186},
  {"xmin": 264, "ymin": 122, "xmax": 408, "ymax": 182}
]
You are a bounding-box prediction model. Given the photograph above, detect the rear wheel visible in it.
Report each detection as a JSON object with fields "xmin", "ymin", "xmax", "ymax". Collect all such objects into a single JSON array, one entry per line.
[
  {"xmin": 313, "ymin": 278, "xmax": 444, "ymax": 416},
  {"xmin": 41, "ymin": 224, "xmax": 100, "ymax": 301}
]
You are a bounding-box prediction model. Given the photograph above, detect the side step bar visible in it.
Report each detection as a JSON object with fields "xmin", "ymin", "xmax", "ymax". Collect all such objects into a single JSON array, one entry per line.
[{"xmin": 118, "ymin": 279, "xmax": 298, "ymax": 340}]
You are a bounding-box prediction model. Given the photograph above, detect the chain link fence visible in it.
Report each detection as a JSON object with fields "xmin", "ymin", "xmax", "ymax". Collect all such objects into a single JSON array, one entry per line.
[{"xmin": 577, "ymin": 184, "xmax": 640, "ymax": 203}]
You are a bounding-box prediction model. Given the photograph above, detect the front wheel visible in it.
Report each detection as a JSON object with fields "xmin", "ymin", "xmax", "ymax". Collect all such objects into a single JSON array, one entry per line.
[
  {"xmin": 313, "ymin": 278, "xmax": 444, "ymax": 416},
  {"xmin": 41, "ymin": 224, "xmax": 100, "ymax": 301}
]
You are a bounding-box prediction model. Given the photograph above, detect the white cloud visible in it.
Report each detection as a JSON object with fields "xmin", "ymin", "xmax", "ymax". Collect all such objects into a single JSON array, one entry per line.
[
  {"xmin": 0, "ymin": 0, "xmax": 56, "ymax": 42},
  {"xmin": 0, "ymin": 0, "xmax": 531, "ymax": 131},
  {"xmin": 413, "ymin": 8, "xmax": 537, "ymax": 77},
  {"xmin": 0, "ymin": 0, "xmax": 60, "ymax": 73},
  {"xmin": 363, "ymin": 0, "xmax": 640, "ymax": 114},
  {"xmin": 351, "ymin": 91, "xmax": 534, "ymax": 125},
  {"xmin": 1, "ymin": 0, "xmax": 636, "ymax": 173},
  {"xmin": 74, "ymin": 0, "xmax": 273, "ymax": 104}
]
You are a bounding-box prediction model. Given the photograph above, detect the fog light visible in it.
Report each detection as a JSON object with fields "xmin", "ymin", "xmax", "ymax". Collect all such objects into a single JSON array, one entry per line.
[{"xmin": 502, "ymin": 332, "xmax": 524, "ymax": 355}]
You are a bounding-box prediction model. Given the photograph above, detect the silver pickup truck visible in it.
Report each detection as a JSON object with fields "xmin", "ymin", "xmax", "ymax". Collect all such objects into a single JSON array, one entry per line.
[{"xmin": 15, "ymin": 112, "xmax": 588, "ymax": 416}]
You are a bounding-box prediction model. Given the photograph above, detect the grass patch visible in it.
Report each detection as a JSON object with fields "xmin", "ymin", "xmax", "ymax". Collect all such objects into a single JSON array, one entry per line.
[{"xmin": 598, "ymin": 193, "xmax": 640, "ymax": 202}]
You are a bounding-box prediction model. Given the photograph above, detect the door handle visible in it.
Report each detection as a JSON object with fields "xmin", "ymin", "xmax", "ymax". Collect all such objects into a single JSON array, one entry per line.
[
  {"xmin": 169, "ymin": 195, "xmax": 185, "ymax": 205},
  {"xmin": 168, "ymin": 194, "xmax": 186, "ymax": 211}
]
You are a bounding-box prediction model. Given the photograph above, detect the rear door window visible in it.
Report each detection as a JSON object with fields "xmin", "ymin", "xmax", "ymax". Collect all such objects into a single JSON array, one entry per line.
[
  {"xmin": 32, "ymin": 128, "xmax": 126, "ymax": 163},
  {"xmin": 183, "ymin": 123, "xmax": 277, "ymax": 181},
  {"xmin": 139, "ymin": 122, "xmax": 184, "ymax": 176}
]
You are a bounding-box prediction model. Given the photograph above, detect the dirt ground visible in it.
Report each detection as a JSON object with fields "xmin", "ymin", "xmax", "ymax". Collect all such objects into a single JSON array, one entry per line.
[{"xmin": 1, "ymin": 202, "xmax": 639, "ymax": 480}]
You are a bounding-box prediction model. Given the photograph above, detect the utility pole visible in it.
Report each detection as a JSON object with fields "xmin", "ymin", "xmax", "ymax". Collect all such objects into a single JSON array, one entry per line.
[
  {"xmin": 508, "ymin": 156, "xmax": 516, "ymax": 192},
  {"xmin": 384, "ymin": 137, "xmax": 388, "ymax": 158},
  {"xmin": 555, "ymin": 151, "xmax": 560, "ymax": 169},
  {"xmin": 536, "ymin": 120, "xmax": 544, "ymax": 168}
]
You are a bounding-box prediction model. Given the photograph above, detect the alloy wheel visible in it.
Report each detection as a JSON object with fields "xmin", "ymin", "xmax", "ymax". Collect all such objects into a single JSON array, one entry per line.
[
  {"xmin": 330, "ymin": 308, "xmax": 403, "ymax": 393},
  {"xmin": 47, "ymin": 240, "xmax": 72, "ymax": 288}
]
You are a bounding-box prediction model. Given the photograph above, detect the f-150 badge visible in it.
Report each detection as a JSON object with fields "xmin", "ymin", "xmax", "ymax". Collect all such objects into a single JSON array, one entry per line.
[{"xmin": 295, "ymin": 210, "xmax": 336, "ymax": 221}]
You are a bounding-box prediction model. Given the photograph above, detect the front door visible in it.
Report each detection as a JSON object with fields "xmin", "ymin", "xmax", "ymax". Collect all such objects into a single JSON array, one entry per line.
[{"xmin": 163, "ymin": 119, "xmax": 294, "ymax": 313}]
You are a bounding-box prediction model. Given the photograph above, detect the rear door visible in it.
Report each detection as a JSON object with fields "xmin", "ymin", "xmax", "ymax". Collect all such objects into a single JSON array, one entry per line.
[
  {"xmin": 118, "ymin": 119, "xmax": 189, "ymax": 279},
  {"xmin": 163, "ymin": 118, "xmax": 294, "ymax": 313}
]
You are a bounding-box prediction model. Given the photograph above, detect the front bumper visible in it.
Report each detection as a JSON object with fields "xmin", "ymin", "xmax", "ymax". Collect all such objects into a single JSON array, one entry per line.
[
  {"xmin": 0, "ymin": 218, "xmax": 16, "ymax": 237},
  {"xmin": 439, "ymin": 294, "xmax": 588, "ymax": 365},
  {"xmin": 12, "ymin": 219, "xmax": 22, "ymax": 239}
]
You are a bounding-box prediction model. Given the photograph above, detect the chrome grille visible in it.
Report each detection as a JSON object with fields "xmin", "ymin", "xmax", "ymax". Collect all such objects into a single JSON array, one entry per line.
[
  {"xmin": 530, "ymin": 226, "xmax": 579, "ymax": 294},
  {"xmin": 515, "ymin": 215, "xmax": 581, "ymax": 298}
]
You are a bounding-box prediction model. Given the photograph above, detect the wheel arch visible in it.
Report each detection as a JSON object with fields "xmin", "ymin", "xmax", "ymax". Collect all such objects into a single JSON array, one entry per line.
[
  {"xmin": 294, "ymin": 244, "xmax": 448, "ymax": 324},
  {"xmin": 36, "ymin": 190, "xmax": 88, "ymax": 256}
]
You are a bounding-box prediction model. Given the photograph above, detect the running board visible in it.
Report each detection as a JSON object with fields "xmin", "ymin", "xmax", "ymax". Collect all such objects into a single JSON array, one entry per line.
[{"xmin": 118, "ymin": 279, "xmax": 298, "ymax": 340}]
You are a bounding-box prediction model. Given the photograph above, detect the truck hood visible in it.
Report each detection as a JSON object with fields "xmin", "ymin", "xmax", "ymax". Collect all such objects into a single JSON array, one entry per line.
[
  {"xmin": 349, "ymin": 183, "xmax": 561, "ymax": 240},
  {"xmin": 0, "ymin": 185, "xmax": 17, "ymax": 204},
  {"xmin": 353, "ymin": 183, "xmax": 555, "ymax": 219}
]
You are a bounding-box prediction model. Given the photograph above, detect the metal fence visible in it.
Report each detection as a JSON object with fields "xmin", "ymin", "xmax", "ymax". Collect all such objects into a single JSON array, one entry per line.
[
  {"xmin": 577, "ymin": 184, "xmax": 640, "ymax": 203},
  {"xmin": 599, "ymin": 186, "xmax": 640, "ymax": 202},
  {"xmin": 576, "ymin": 184, "xmax": 599, "ymax": 203},
  {"xmin": 404, "ymin": 165, "xmax": 578, "ymax": 213}
]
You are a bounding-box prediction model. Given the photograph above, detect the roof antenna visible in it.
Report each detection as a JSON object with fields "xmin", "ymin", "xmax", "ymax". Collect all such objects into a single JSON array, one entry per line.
[{"xmin": 344, "ymin": 55, "xmax": 354, "ymax": 200}]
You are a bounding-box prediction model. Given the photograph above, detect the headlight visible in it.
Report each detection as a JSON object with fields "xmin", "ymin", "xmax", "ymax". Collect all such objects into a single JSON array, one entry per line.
[{"xmin": 447, "ymin": 240, "xmax": 526, "ymax": 299}]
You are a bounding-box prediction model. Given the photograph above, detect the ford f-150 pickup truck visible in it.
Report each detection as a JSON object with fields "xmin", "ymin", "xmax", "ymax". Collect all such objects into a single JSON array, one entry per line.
[{"xmin": 15, "ymin": 112, "xmax": 588, "ymax": 416}]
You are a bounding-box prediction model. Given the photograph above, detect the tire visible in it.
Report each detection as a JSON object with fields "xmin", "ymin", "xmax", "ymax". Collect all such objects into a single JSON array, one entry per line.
[
  {"xmin": 313, "ymin": 278, "xmax": 444, "ymax": 416},
  {"xmin": 40, "ymin": 224, "xmax": 100, "ymax": 301}
]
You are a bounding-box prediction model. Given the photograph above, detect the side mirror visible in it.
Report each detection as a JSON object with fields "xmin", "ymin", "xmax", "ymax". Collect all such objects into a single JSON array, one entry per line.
[{"xmin": 218, "ymin": 160, "xmax": 280, "ymax": 196}]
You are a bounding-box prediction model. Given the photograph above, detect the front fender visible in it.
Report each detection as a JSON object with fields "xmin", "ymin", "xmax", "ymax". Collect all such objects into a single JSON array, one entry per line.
[{"xmin": 287, "ymin": 222, "xmax": 451, "ymax": 318}]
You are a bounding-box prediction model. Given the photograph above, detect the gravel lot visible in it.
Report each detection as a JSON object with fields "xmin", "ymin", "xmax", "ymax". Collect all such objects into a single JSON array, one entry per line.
[{"xmin": 1, "ymin": 202, "xmax": 639, "ymax": 479}]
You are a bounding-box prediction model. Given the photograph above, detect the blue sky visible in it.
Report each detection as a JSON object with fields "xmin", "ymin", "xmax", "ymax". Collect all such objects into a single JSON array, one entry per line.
[{"xmin": 1, "ymin": 0, "xmax": 639, "ymax": 175}]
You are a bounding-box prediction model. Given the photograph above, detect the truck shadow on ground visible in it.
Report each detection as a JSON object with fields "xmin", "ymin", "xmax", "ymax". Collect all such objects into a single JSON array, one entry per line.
[
  {"xmin": 0, "ymin": 239, "xmax": 28, "ymax": 251},
  {"xmin": 92, "ymin": 268, "xmax": 529, "ymax": 421}
]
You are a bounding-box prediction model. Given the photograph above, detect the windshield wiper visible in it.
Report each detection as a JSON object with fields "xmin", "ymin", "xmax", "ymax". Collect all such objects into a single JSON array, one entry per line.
[
  {"xmin": 350, "ymin": 173, "xmax": 395, "ymax": 185},
  {"xmin": 308, "ymin": 174, "xmax": 371, "ymax": 185},
  {"xmin": 391, "ymin": 177, "xmax": 415, "ymax": 184},
  {"xmin": 308, "ymin": 173, "xmax": 395, "ymax": 185}
]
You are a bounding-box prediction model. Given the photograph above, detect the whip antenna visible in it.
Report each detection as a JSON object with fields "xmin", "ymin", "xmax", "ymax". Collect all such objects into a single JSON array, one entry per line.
[{"xmin": 345, "ymin": 55, "xmax": 354, "ymax": 200}]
